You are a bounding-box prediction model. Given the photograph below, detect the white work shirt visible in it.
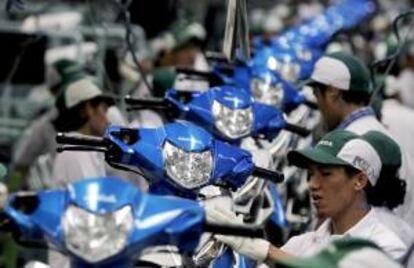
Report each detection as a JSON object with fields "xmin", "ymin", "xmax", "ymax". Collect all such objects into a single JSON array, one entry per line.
[
  {"xmin": 382, "ymin": 99, "xmax": 414, "ymax": 162},
  {"xmin": 374, "ymin": 207, "xmax": 414, "ymax": 247},
  {"xmin": 281, "ymin": 208, "xmax": 408, "ymax": 261},
  {"xmin": 13, "ymin": 108, "xmax": 58, "ymax": 167},
  {"xmin": 343, "ymin": 111, "xmax": 414, "ymax": 228},
  {"xmin": 52, "ymin": 150, "xmax": 106, "ymax": 187},
  {"xmin": 398, "ymin": 69, "xmax": 414, "ymax": 109}
]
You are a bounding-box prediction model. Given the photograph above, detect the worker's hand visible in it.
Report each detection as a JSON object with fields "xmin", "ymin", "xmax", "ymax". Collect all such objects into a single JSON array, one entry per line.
[
  {"xmin": 205, "ymin": 204, "xmax": 270, "ymax": 262},
  {"xmin": 0, "ymin": 182, "xmax": 8, "ymax": 210}
]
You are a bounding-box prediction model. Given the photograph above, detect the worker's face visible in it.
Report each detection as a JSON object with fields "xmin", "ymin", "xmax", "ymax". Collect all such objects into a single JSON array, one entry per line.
[
  {"xmin": 312, "ymin": 85, "xmax": 342, "ymax": 130},
  {"xmin": 172, "ymin": 46, "xmax": 199, "ymax": 67},
  {"xmin": 86, "ymin": 102, "xmax": 109, "ymax": 136},
  {"xmin": 308, "ymin": 164, "xmax": 361, "ymax": 219}
]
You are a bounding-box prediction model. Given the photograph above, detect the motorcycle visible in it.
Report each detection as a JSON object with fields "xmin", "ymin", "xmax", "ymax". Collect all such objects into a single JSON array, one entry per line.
[
  {"xmin": 125, "ymin": 85, "xmax": 311, "ymax": 144},
  {"xmin": 251, "ymin": 0, "xmax": 376, "ymax": 82},
  {"xmin": 55, "ymin": 121, "xmax": 284, "ymax": 267},
  {"xmin": 0, "ymin": 177, "xmax": 264, "ymax": 268}
]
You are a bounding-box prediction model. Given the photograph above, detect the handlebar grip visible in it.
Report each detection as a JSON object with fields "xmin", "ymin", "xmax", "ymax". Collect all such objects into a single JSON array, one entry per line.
[
  {"xmin": 175, "ymin": 67, "xmax": 212, "ymax": 78},
  {"xmin": 252, "ymin": 167, "xmax": 284, "ymax": 184},
  {"xmin": 124, "ymin": 96, "xmax": 167, "ymax": 106},
  {"xmin": 205, "ymin": 223, "xmax": 264, "ymax": 238},
  {"xmin": 205, "ymin": 51, "xmax": 229, "ymax": 62},
  {"xmin": 284, "ymin": 123, "xmax": 311, "ymax": 137},
  {"xmin": 56, "ymin": 133, "xmax": 107, "ymax": 147}
]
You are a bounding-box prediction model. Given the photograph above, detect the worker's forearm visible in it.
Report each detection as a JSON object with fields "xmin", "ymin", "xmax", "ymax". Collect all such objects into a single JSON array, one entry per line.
[{"xmin": 265, "ymin": 244, "xmax": 293, "ymax": 267}]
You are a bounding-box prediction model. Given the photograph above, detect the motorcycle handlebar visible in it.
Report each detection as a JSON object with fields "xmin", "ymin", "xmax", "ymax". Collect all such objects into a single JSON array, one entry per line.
[
  {"xmin": 205, "ymin": 51, "xmax": 229, "ymax": 62},
  {"xmin": 176, "ymin": 67, "xmax": 213, "ymax": 78},
  {"xmin": 56, "ymin": 133, "xmax": 107, "ymax": 148},
  {"xmin": 204, "ymin": 222, "xmax": 264, "ymax": 238},
  {"xmin": 124, "ymin": 96, "xmax": 167, "ymax": 106},
  {"xmin": 252, "ymin": 167, "xmax": 284, "ymax": 184},
  {"xmin": 284, "ymin": 123, "xmax": 311, "ymax": 137}
]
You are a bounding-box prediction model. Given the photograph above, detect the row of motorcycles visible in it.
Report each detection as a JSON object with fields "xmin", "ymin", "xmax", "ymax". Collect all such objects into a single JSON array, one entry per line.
[{"xmin": 0, "ymin": 0, "xmax": 376, "ymax": 267}]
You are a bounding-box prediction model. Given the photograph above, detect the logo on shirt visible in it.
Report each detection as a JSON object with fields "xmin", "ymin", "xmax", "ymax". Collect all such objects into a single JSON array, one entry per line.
[{"xmin": 318, "ymin": 140, "xmax": 333, "ymax": 147}]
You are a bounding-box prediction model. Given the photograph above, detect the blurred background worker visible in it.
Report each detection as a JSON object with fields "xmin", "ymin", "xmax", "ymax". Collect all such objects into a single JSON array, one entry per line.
[
  {"xmin": 49, "ymin": 78, "xmax": 115, "ymax": 267},
  {"xmin": 51, "ymin": 78, "xmax": 114, "ymax": 186},
  {"xmin": 10, "ymin": 59, "xmax": 86, "ymax": 191}
]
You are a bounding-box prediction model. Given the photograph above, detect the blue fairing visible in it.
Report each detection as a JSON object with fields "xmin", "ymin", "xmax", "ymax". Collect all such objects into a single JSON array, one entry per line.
[
  {"xmin": 248, "ymin": 65, "xmax": 306, "ymax": 112},
  {"xmin": 166, "ymin": 86, "xmax": 296, "ymax": 142},
  {"xmin": 212, "ymin": 85, "xmax": 253, "ymax": 109},
  {"xmin": 212, "ymin": 140, "xmax": 254, "ymax": 189},
  {"xmin": 106, "ymin": 125, "xmax": 165, "ymax": 181},
  {"xmin": 4, "ymin": 190, "xmax": 66, "ymax": 244},
  {"xmin": 105, "ymin": 122, "xmax": 255, "ymax": 196},
  {"xmin": 4, "ymin": 178, "xmax": 205, "ymax": 267},
  {"xmin": 164, "ymin": 120, "xmax": 213, "ymax": 152},
  {"xmin": 251, "ymin": 103, "xmax": 286, "ymax": 140}
]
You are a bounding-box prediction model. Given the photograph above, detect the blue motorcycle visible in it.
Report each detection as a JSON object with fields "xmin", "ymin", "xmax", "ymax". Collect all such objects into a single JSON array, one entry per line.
[
  {"xmin": 173, "ymin": 62, "xmax": 317, "ymax": 113},
  {"xmin": 55, "ymin": 122, "xmax": 283, "ymax": 267},
  {"xmin": 56, "ymin": 121, "xmax": 284, "ymax": 198},
  {"xmin": 0, "ymin": 177, "xmax": 264, "ymax": 268},
  {"xmin": 125, "ymin": 86, "xmax": 311, "ymax": 144}
]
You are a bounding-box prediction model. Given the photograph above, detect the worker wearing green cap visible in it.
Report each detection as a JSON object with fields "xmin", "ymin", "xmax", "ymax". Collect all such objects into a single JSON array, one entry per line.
[
  {"xmin": 206, "ymin": 129, "xmax": 408, "ymax": 264},
  {"xmin": 10, "ymin": 59, "xmax": 88, "ymax": 191},
  {"xmin": 307, "ymin": 51, "xmax": 414, "ymax": 227}
]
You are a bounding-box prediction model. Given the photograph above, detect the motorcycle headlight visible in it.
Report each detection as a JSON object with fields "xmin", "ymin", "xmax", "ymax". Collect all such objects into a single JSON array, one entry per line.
[
  {"xmin": 250, "ymin": 78, "xmax": 285, "ymax": 108},
  {"xmin": 163, "ymin": 141, "xmax": 213, "ymax": 189},
  {"xmin": 211, "ymin": 100, "xmax": 254, "ymax": 139},
  {"xmin": 280, "ymin": 62, "xmax": 301, "ymax": 82},
  {"xmin": 62, "ymin": 205, "xmax": 133, "ymax": 263}
]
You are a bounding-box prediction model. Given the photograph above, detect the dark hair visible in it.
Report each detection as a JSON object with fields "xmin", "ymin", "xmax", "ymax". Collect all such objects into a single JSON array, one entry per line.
[
  {"xmin": 52, "ymin": 97, "xmax": 105, "ymax": 132},
  {"xmin": 344, "ymin": 166, "xmax": 406, "ymax": 209},
  {"xmin": 341, "ymin": 90, "xmax": 371, "ymax": 106},
  {"xmin": 365, "ymin": 167, "xmax": 406, "ymax": 209}
]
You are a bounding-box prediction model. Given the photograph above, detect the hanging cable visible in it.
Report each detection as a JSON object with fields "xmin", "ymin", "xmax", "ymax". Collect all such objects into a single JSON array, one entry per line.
[
  {"xmin": 369, "ymin": 10, "xmax": 414, "ymax": 105},
  {"xmin": 113, "ymin": 0, "xmax": 153, "ymax": 93}
]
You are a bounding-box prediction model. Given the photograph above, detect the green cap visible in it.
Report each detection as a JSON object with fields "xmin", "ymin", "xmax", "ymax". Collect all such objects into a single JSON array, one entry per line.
[
  {"xmin": 171, "ymin": 21, "xmax": 206, "ymax": 50},
  {"xmin": 51, "ymin": 59, "xmax": 85, "ymax": 85},
  {"xmin": 276, "ymin": 238, "xmax": 402, "ymax": 268},
  {"xmin": 288, "ymin": 129, "xmax": 383, "ymax": 185},
  {"xmin": 152, "ymin": 67, "xmax": 177, "ymax": 97},
  {"xmin": 288, "ymin": 130, "xmax": 359, "ymax": 168},
  {"xmin": 310, "ymin": 52, "xmax": 372, "ymax": 94},
  {"xmin": 0, "ymin": 163, "xmax": 7, "ymax": 180},
  {"xmin": 362, "ymin": 131, "xmax": 401, "ymax": 171}
]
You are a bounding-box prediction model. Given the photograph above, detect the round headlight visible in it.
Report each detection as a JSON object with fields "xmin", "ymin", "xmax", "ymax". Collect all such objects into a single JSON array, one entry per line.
[
  {"xmin": 62, "ymin": 205, "xmax": 133, "ymax": 263},
  {"xmin": 211, "ymin": 100, "xmax": 254, "ymax": 139},
  {"xmin": 250, "ymin": 78, "xmax": 285, "ymax": 108},
  {"xmin": 163, "ymin": 141, "xmax": 213, "ymax": 189}
]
